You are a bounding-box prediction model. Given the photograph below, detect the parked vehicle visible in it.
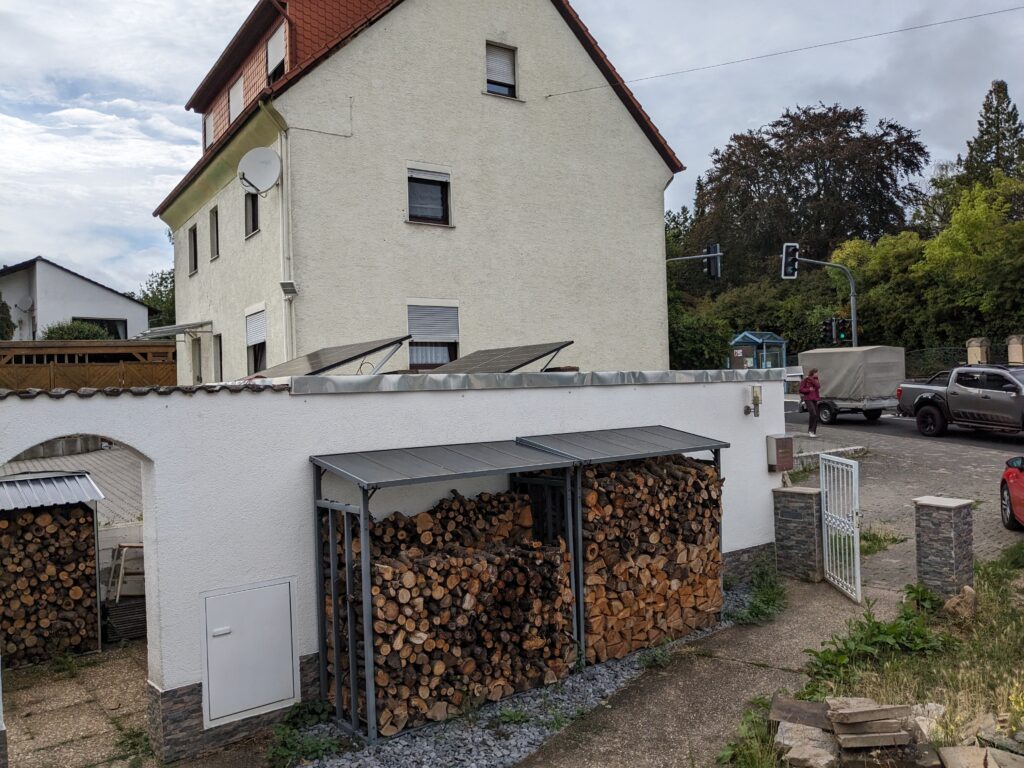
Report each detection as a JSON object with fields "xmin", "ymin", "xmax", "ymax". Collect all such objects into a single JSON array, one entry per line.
[
  {"xmin": 797, "ymin": 346, "xmax": 905, "ymax": 424},
  {"xmin": 1002, "ymin": 456, "xmax": 1024, "ymax": 530},
  {"xmin": 897, "ymin": 365, "xmax": 1024, "ymax": 437}
]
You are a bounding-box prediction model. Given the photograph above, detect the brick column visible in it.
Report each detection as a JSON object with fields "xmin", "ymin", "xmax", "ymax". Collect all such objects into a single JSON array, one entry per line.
[
  {"xmin": 773, "ymin": 487, "xmax": 824, "ymax": 582},
  {"xmin": 0, "ymin": 728, "xmax": 7, "ymax": 768},
  {"xmin": 914, "ymin": 496, "xmax": 973, "ymax": 597}
]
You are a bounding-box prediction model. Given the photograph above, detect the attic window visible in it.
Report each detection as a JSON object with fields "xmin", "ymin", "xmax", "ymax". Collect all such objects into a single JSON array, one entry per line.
[
  {"xmin": 267, "ymin": 25, "xmax": 286, "ymax": 84},
  {"xmin": 229, "ymin": 75, "xmax": 244, "ymax": 122},
  {"xmin": 486, "ymin": 43, "xmax": 516, "ymax": 98},
  {"xmin": 203, "ymin": 113, "xmax": 215, "ymax": 149}
]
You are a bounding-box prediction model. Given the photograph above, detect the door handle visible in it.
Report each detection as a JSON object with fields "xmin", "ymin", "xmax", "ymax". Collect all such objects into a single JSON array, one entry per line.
[
  {"xmin": 211, "ymin": 627, "xmax": 232, "ymax": 637},
  {"xmin": 949, "ymin": 391, "xmax": 959, "ymax": 396}
]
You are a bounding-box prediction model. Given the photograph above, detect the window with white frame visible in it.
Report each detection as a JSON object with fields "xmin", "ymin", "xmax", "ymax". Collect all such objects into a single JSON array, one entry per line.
[
  {"xmin": 246, "ymin": 310, "xmax": 267, "ymax": 375},
  {"xmin": 486, "ymin": 43, "xmax": 517, "ymax": 97},
  {"xmin": 209, "ymin": 207, "xmax": 220, "ymax": 259},
  {"xmin": 408, "ymin": 305, "xmax": 459, "ymax": 370},
  {"xmin": 408, "ymin": 170, "xmax": 451, "ymax": 225},
  {"xmin": 244, "ymin": 193, "xmax": 260, "ymax": 237},
  {"xmin": 203, "ymin": 113, "xmax": 216, "ymax": 149},
  {"xmin": 188, "ymin": 225, "xmax": 199, "ymax": 274},
  {"xmin": 267, "ymin": 25, "xmax": 286, "ymax": 84},
  {"xmin": 229, "ymin": 75, "xmax": 244, "ymax": 122}
]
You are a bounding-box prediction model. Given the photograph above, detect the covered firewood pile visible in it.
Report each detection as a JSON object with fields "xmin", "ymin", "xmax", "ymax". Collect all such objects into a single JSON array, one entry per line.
[
  {"xmin": 1, "ymin": 503, "xmax": 99, "ymax": 668},
  {"xmin": 580, "ymin": 455, "xmax": 723, "ymax": 663},
  {"xmin": 325, "ymin": 490, "xmax": 576, "ymax": 737}
]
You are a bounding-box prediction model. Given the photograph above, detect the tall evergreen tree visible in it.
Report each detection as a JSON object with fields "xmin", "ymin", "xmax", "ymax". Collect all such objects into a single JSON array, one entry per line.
[
  {"xmin": 960, "ymin": 80, "xmax": 1024, "ymax": 186},
  {"xmin": 0, "ymin": 291, "xmax": 13, "ymax": 340}
]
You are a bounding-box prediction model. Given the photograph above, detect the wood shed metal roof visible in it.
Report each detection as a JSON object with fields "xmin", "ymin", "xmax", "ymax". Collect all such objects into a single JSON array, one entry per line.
[{"xmin": 0, "ymin": 471, "xmax": 104, "ymax": 512}]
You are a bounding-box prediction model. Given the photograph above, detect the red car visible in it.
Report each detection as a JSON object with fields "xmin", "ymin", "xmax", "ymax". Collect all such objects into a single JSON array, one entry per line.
[{"xmin": 1002, "ymin": 457, "xmax": 1024, "ymax": 530}]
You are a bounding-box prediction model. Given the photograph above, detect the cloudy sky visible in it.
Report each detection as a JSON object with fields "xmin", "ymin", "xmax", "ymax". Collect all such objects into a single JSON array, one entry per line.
[{"xmin": 2, "ymin": 1, "xmax": 1023, "ymax": 292}]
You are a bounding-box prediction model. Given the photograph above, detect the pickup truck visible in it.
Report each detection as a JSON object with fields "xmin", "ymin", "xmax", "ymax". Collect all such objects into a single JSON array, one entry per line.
[{"xmin": 897, "ymin": 365, "xmax": 1024, "ymax": 436}]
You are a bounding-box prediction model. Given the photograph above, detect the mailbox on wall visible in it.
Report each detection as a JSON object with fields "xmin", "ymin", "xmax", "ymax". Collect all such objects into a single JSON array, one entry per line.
[{"xmin": 767, "ymin": 434, "xmax": 794, "ymax": 473}]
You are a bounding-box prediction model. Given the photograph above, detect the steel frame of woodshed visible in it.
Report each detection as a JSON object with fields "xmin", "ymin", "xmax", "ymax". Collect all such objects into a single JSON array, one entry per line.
[{"xmin": 309, "ymin": 426, "xmax": 727, "ymax": 743}]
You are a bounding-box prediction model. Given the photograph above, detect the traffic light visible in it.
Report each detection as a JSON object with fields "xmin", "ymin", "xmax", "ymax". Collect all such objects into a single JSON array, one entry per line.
[
  {"xmin": 819, "ymin": 318, "xmax": 836, "ymax": 344},
  {"xmin": 781, "ymin": 243, "xmax": 800, "ymax": 279},
  {"xmin": 702, "ymin": 244, "xmax": 722, "ymax": 279},
  {"xmin": 835, "ymin": 318, "xmax": 850, "ymax": 343}
]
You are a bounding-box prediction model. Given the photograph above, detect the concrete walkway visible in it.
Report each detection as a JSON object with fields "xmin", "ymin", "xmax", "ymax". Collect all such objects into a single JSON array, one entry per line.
[{"xmin": 516, "ymin": 581, "xmax": 900, "ymax": 768}]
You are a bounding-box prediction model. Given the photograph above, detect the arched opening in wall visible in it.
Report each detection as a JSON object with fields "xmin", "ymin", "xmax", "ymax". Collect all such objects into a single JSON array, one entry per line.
[{"xmin": 0, "ymin": 433, "xmax": 153, "ymax": 765}]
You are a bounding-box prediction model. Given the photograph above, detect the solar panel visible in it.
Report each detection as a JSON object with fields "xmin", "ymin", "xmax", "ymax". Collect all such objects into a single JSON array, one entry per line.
[
  {"xmin": 431, "ymin": 341, "xmax": 573, "ymax": 374},
  {"xmin": 256, "ymin": 336, "xmax": 411, "ymax": 378},
  {"xmin": 517, "ymin": 425, "xmax": 730, "ymax": 464}
]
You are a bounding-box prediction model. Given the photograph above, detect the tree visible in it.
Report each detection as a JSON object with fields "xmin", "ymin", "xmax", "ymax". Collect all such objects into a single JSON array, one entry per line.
[
  {"xmin": 687, "ymin": 103, "xmax": 929, "ymax": 285},
  {"xmin": 42, "ymin": 320, "xmax": 113, "ymax": 340},
  {"xmin": 0, "ymin": 291, "xmax": 13, "ymax": 341},
  {"xmin": 960, "ymin": 80, "xmax": 1024, "ymax": 188},
  {"xmin": 128, "ymin": 269, "xmax": 174, "ymax": 328},
  {"xmin": 667, "ymin": 309, "xmax": 732, "ymax": 370}
]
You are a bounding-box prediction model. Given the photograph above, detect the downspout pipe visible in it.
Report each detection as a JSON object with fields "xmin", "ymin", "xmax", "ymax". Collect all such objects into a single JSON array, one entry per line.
[{"xmin": 258, "ymin": 100, "xmax": 298, "ymax": 360}]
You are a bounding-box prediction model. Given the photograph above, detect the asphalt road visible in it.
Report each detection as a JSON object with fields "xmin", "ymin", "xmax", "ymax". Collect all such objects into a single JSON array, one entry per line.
[{"xmin": 784, "ymin": 402, "xmax": 1024, "ymax": 452}]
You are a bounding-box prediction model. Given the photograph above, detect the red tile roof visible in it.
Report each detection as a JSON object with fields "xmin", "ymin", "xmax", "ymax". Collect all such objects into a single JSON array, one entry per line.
[{"xmin": 155, "ymin": 0, "xmax": 682, "ymax": 217}]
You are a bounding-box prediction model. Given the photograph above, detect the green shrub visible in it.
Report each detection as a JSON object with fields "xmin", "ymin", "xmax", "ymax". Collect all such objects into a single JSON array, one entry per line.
[
  {"xmin": 716, "ymin": 697, "xmax": 778, "ymax": 766},
  {"xmin": 41, "ymin": 320, "xmax": 112, "ymax": 340},
  {"xmin": 728, "ymin": 557, "xmax": 787, "ymax": 626}
]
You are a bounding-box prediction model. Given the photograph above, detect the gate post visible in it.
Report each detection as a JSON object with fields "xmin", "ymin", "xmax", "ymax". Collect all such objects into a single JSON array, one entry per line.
[
  {"xmin": 966, "ymin": 337, "xmax": 990, "ymax": 365},
  {"xmin": 772, "ymin": 487, "xmax": 824, "ymax": 582},
  {"xmin": 914, "ymin": 496, "xmax": 973, "ymax": 597}
]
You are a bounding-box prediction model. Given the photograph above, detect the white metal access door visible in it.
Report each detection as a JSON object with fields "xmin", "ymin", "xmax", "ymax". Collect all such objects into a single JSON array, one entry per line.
[{"xmin": 820, "ymin": 454, "xmax": 862, "ymax": 603}]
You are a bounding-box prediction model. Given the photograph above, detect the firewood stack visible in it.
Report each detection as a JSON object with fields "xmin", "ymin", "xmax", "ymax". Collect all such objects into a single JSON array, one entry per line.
[
  {"xmin": 580, "ymin": 456, "xmax": 723, "ymax": 663},
  {"xmin": 324, "ymin": 489, "xmax": 576, "ymax": 736},
  {"xmin": 0, "ymin": 504, "xmax": 99, "ymax": 668}
]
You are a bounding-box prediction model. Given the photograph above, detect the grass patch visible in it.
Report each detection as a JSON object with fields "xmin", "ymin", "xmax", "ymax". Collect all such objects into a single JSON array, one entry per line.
[
  {"xmin": 799, "ymin": 542, "xmax": 1024, "ymax": 729},
  {"xmin": 785, "ymin": 465, "xmax": 816, "ymax": 485},
  {"xmin": 859, "ymin": 526, "xmax": 908, "ymax": 556},
  {"xmin": 639, "ymin": 639, "xmax": 673, "ymax": 669},
  {"xmin": 727, "ymin": 557, "xmax": 787, "ymax": 626},
  {"xmin": 111, "ymin": 723, "xmax": 154, "ymax": 768},
  {"xmin": 266, "ymin": 700, "xmax": 355, "ymax": 768},
  {"xmin": 716, "ymin": 697, "xmax": 777, "ymax": 767},
  {"xmin": 497, "ymin": 706, "xmax": 531, "ymax": 724}
]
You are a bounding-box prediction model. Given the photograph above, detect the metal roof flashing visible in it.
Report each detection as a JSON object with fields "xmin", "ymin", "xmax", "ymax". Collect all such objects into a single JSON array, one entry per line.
[
  {"xmin": 290, "ymin": 368, "xmax": 783, "ymax": 395},
  {"xmin": 0, "ymin": 471, "xmax": 104, "ymax": 512}
]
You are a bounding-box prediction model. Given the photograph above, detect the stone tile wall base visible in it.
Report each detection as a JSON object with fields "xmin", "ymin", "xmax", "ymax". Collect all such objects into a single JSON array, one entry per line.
[
  {"xmin": 148, "ymin": 653, "xmax": 320, "ymax": 763},
  {"xmin": 723, "ymin": 543, "xmax": 777, "ymax": 584},
  {"xmin": 773, "ymin": 488, "xmax": 825, "ymax": 583},
  {"xmin": 0, "ymin": 728, "xmax": 7, "ymax": 768},
  {"xmin": 915, "ymin": 502, "xmax": 974, "ymax": 597}
]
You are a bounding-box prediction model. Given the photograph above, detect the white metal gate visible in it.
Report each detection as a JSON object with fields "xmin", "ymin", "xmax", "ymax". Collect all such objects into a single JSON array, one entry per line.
[{"xmin": 820, "ymin": 454, "xmax": 862, "ymax": 603}]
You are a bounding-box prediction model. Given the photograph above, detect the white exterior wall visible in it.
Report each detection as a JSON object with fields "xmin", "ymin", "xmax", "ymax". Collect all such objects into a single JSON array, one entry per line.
[
  {"xmin": 34, "ymin": 260, "xmax": 149, "ymax": 339},
  {"xmin": 172, "ymin": 177, "xmax": 285, "ymax": 383},
  {"xmin": 0, "ymin": 268, "xmax": 34, "ymax": 340},
  {"xmin": 171, "ymin": 0, "xmax": 674, "ymax": 382},
  {"xmin": 0, "ymin": 374, "xmax": 784, "ymax": 694}
]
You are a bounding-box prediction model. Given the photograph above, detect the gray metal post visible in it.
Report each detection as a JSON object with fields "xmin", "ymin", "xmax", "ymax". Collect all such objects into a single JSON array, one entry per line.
[
  {"xmin": 562, "ymin": 469, "xmax": 578, "ymax": 649},
  {"xmin": 359, "ymin": 489, "xmax": 378, "ymax": 742},
  {"xmin": 327, "ymin": 509, "xmax": 344, "ymax": 723},
  {"xmin": 574, "ymin": 468, "xmax": 586, "ymax": 663},
  {"xmin": 343, "ymin": 510, "xmax": 358, "ymax": 728},
  {"xmin": 798, "ymin": 256, "xmax": 859, "ymax": 346},
  {"xmin": 314, "ymin": 470, "xmax": 328, "ymax": 700}
]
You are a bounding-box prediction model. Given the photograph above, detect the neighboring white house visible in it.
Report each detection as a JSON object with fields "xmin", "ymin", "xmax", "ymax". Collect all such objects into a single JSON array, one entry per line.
[
  {"xmin": 155, "ymin": 0, "xmax": 684, "ymax": 384},
  {"xmin": 0, "ymin": 257, "xmax": 150, "ymax": 341}
]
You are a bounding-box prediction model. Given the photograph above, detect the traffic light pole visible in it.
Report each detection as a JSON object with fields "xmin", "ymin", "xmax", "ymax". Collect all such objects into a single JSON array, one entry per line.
[{"xmin": 798, "ymin": 257, "xmax": 858, "ymax": 346}]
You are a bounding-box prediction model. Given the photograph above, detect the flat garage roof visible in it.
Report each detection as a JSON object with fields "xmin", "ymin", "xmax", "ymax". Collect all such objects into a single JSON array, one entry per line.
[
  {"xmin": 311, "ymin": 441, "xmax": 575, "ymax": 490},
  {"xmin": 516, "ymin": 425, "xmax": 730, "ymax": 464}
]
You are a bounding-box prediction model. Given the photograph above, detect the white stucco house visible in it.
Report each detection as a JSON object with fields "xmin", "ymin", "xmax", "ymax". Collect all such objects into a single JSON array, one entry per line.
[
  {"xmin": 0, "ymin": 257, "xmax": 150, "ymax": 341},
  {"xmin": 154, "ymin": 0, "xmax": 684, "ymax": 384}
]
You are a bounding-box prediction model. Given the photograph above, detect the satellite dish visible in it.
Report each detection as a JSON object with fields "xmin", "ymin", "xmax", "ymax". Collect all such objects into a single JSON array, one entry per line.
[{"xmin": 238, "ymin": 147, "xmax": 281, "ymax": 194}]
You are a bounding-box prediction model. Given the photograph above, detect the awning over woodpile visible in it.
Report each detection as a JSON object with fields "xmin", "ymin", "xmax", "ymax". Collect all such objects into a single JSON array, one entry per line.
[
  {"xmin": 134, "ymin": 321, "xmax": 211, "ymax": 340},
  {"xmin": 0, "ymin": 471, "xmax": 104, "ymax": 511},
  {"xmin": 516, "ymin": 425, "xmax": 730, "ymax": 464},
  {"xmin": 311, "ymin": 441, "xmax": 575, "ymax": 490}
]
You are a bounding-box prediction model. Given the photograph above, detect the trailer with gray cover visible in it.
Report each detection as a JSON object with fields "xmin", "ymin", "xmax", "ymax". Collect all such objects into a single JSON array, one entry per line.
[{"xmin": 797, "ymin": 346, "xmax": 906, "ymax": 424}]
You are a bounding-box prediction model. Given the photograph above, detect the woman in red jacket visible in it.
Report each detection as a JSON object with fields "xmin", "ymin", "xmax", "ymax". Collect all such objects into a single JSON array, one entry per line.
[{"xmin": 800, "ymin": 368, "xmax": 821, "ymax": 437}]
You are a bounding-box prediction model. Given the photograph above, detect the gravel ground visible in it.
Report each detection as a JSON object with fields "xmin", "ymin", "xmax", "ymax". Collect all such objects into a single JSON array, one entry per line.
[{"xmin": 312, "ymin": 587, "xmax": 754, "ymax": 768}]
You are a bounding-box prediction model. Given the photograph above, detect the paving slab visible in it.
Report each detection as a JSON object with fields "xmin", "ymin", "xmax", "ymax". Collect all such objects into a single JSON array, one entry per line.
[
  {"xmin": 14, "ymin": 701, "xmax": 115, "ymax": 749},
  {"xmin": 3, "ymin": 677, "xmax": 92, "ymax": 715},
  {"xmin": 8, "ymin": 729, "xmax": 120, "ymax": 768}
]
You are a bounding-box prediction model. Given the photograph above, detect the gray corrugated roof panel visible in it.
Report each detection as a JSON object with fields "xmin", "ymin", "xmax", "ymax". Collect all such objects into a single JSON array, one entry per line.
[
  {"xmin": 0, "ymin": 471, "xmax": 105, "ymax": 512},
  {"xmin": 516, "ymin": 425, "xmax": 729, "ymax": 464},
  {"xmin": 431, "ymin": 341, "xmax": 574, "ymax": 374},
  {"xmin": 135, "ymin": 321, "xmax": 211, "ymax": 339},
  {"xmin": 311, "ymin": 440, "xmax": 575, "ymax": 489},
  {"xmin": 256, "ymin": 336, "xmax": 412, "ymax": 378}
]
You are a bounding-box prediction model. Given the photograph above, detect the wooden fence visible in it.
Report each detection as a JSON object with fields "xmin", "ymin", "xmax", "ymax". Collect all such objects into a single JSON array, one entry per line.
[{"xmin": 0, "ymin": 341, "xmax": 177, "ymax": 390}]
